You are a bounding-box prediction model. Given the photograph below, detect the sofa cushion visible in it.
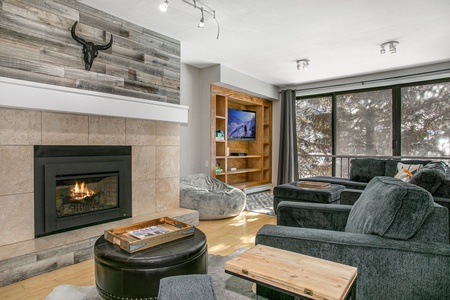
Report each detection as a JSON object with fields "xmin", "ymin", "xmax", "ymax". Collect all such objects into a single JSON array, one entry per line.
[
  {"xmin": 345, "ymin": 176, "xmax": 434, "ymax": 240},
  {"xmin": 349, "ymin": 159, "xmax": 386, "ymax": 182},
  {"xmin": 409, "ymin": 162, "xmax": 446, "ymax": 194}
]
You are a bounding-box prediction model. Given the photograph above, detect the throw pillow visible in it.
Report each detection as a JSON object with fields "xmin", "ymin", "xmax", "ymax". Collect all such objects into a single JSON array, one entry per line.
[
  {"xmin": 349, "ymin": 158, "xmax": 386, "ymax": 182},
  {"xmin": 409, "ymin": 162, "xmax": 446, "ymax": 194},
  {"xmin": 394, "ymin": 163, "xmax": 423, "ymax": 182},
  {"xmin": 345, "ymin": 176, "xmax": 434, "ymax": 240}
]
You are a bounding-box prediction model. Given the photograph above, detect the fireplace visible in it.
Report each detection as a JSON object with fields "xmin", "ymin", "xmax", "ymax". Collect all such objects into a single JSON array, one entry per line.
[{"xmin": 34, "ymin": 146, "xmax": 132, "ymax": 237}]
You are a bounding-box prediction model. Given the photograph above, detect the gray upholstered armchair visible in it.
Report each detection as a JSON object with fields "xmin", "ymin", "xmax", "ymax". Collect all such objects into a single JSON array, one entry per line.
[{"xmin": 256, "ymin": 177, "xmax": 450, "ymax": 300}]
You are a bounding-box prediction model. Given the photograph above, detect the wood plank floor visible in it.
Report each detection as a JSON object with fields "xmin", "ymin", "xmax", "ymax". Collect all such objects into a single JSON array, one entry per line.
[{"xmin": 0, "ymin": 211, "xmax": 275, "ymax": 300}]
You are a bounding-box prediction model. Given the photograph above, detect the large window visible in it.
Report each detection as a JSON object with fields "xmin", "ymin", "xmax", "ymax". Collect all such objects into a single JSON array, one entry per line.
[
  {"xmin": 336, "ymin": 89, "xmax": 392, "ymax": 156},
  {"xmin": 296, "ymin": 97, "xmax": 332, "ymax": 177},
  {"xmin": 401, "ymin": 82, "xmax": 450, "ymax": 156},
  {"xmin": 296, "ymin": 79, "xmax": 450, "ymax": 178}
]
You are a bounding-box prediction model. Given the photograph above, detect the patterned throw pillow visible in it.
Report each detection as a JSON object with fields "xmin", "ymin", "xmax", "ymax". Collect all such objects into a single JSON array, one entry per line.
[{"xmin": 394, "ymin": 163, "xmax": 423, "ymax": 182}]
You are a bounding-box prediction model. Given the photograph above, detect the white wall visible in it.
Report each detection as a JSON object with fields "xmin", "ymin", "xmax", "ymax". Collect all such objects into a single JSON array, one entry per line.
[{"xmin": 180, "ymin": 64, "xmax": 203, "ymax": 176}]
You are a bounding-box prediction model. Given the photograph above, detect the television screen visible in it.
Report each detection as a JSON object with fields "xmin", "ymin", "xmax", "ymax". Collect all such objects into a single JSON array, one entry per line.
[{"xmin": 227, "ymin": 108, "xmax": 256, "ymax": 140}]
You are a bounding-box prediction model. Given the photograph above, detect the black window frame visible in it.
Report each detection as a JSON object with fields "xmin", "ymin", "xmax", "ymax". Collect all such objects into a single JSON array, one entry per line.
[{"xmin": 296, "ymin": 77, "xmax": 450, "ymax": 175}]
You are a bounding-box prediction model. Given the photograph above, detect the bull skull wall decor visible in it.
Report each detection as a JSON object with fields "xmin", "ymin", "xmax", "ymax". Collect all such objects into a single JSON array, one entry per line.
[{"xmin": 71, "ymin": 21, "xmax": 113, "ymax": 71}]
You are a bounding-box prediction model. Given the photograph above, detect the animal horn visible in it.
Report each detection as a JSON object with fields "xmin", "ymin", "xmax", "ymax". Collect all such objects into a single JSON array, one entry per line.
[
  {"xmin": 95, "ymin": 34, "xmax": 113, "ymax": 51},
  {"xmin": 71, "ymin": 21, "xmax": 87, "ymax": 46}
]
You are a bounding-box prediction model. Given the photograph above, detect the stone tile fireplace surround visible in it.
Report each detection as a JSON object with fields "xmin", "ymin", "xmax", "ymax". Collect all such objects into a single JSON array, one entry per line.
[
  {"xmin": 0, "ymin": 106, "xmax": 183, "ymax": 246},
  {"xmin": 0, "ymin": 93, "xmax": 196, "ymax": 286}
]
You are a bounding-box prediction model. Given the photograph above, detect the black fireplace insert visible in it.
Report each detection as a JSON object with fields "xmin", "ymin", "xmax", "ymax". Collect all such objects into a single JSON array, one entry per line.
[{"xmin": 34, "ymin": 146, "xmax": 132, "ymax": 237}]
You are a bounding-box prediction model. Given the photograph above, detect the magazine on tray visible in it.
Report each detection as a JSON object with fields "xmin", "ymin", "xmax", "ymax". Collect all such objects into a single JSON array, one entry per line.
[{"xmin": 128, "ymin": 226, "xmax": 170, "ymax": 240}]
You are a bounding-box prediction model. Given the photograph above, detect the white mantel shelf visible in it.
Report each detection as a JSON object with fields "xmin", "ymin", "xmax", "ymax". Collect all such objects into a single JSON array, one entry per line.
[{"xmin": 0, "ymin": 77, "xmax": 189, "ymax": 124}]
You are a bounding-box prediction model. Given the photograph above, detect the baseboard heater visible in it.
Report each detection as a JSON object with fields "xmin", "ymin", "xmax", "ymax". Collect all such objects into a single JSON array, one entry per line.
[{"xmin": 243, "ymin": 184, "xmax": 272, "ymax": 195}]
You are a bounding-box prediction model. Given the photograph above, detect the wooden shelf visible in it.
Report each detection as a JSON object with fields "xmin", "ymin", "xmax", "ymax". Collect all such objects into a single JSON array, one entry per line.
[
  {"xmin": 228, "ymin": 155, "xmax": 261, "ymax": 159},
  {"xmin": 227, "ymin": 168, "xmax": 261, "ymax": 174},
  {"xmin": 210, "ymin": 85, "xmax": 272, "ymax": 190}
]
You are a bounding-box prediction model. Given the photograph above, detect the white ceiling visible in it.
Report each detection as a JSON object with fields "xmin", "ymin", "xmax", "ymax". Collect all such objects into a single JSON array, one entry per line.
[{"xmin": 81, "ymin": 0, "xmax": 450, "ymax": 87}]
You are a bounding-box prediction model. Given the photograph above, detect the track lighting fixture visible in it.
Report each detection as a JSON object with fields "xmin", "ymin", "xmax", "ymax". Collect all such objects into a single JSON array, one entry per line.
[
  {"xmin": 198, "ymin": 7, "xmax": 205, "ymax": 28},
  {"xmin": 380, "ymin": 41, "xmax": 399, "ymax": 55},
  {"xmin": 159, "ymin": 0, "xmax": 169, "ymax": 12},
  {"xmin": 297, "ymin": 59, "xmax": 310, "ymax": 71},
  {"xmin": 158, "ymin": 0, "xmax": 220, "ymax": 39}
]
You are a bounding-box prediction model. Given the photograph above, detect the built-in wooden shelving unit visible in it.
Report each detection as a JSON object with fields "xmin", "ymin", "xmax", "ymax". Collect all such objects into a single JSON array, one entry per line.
[{"xmin": 210, "ymin": 85, "xmax": 272, "ymax": 190}]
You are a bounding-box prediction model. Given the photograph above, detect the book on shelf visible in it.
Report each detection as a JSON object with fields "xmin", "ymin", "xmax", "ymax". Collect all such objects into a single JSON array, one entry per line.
[
  {"xmin": 128, "ymin": 225, "xmax": 170, "ymax": 240},
  {"xmin": 296, "ymin": 181, "xmax": 331, "ymax": 189}
]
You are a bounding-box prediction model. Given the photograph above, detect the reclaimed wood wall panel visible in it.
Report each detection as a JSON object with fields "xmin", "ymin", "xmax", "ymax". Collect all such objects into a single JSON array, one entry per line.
[{"xmin": 0, "ymin": 0, "xmax": 181, "ymax": 104}]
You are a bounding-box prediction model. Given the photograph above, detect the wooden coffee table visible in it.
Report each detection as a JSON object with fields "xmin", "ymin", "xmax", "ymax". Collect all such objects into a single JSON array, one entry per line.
[{"xmin": 225, "ymin": 244, "xmax": 357, "ymax": 300}]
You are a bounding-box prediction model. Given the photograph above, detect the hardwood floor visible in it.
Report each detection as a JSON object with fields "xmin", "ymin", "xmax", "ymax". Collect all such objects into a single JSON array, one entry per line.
[{"xmin": 0, "ymin": 211, "xmax": 275, "ymax": 300}]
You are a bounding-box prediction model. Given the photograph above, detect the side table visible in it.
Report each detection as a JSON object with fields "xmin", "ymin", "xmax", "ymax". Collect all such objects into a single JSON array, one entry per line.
[
  {"xmin": 225, "ymin": 244, "xmax": 357, "ymax": 300},
  {"xmin": 95, "ymin": 227, "xmax": 208, "ymax": 300}
]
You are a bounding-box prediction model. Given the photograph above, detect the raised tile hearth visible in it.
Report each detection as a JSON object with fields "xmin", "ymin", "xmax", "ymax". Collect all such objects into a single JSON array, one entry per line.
[{"xmin": 0, "ymin": 208, "xmax": 199, "ymax": 287}]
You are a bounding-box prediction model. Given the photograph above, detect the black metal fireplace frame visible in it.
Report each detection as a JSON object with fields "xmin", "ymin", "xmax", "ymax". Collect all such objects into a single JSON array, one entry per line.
[{"xmin": 34, "ymin": 146, "xmax": 132, "ymax": 237}]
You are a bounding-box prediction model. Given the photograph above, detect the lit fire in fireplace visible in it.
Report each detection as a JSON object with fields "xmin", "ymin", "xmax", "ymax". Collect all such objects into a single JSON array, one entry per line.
[{"xmin": 71, "ymin": 181, "xmax": 95, "ymax": 200}]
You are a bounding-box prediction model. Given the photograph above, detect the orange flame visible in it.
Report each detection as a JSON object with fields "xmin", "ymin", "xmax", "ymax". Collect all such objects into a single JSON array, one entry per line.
[{"xmin": 71, "ymin": 181, "xmax": 94, "ymax": 200}]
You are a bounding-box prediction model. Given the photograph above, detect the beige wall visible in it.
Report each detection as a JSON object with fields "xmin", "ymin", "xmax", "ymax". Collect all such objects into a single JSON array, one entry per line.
[{"xmin": 0, "ymin": 107, "xmax": 180, "ymax": 247}]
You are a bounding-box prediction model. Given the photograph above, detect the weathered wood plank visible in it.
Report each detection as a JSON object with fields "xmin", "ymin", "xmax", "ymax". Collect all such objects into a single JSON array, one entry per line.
[
  {"xmin": 129, "ymin": 30, "xmax": 180, "ymax": 57},
  {"xmin": 0, "ymin": 7, "xmax": 75, "ymax": 45},
  {"xmin": 144, "ymin": 54, "xmax": 180, "ymax": 73},
  {"xmin": 0, "ymin": 53, "xmax": 65, "ymax": 77},
  {"xmin": 114, "ymin": 86, "xmax": 167, "ymax": 102},
  {"xmin": 113, "ymin": 35, "xmax": 180, "ymax": 65},
  {"xmin": 75, "ymin": 79, "xmax": 115, "ymax": 94},
  {"xmin": 65, "ymin": 67, "xmax": 124, "ymax": 87},
  {"xmin": 3, "ymin": 0, "xmax": 79, "ymax": 21},
  {"xmin": 163, "ymin": 77, "xmax": 181, "ymax": 90},
  {"xmin": 135, "ymin": 71, "xmax": 164, "ymax": 87},
  {"xmin": 2, "ymin": 0, "xmax": 78, "ymax": 28},
  {"xmin": 0, "ymin": 65, "xmax": 76, "ymax": 88},
  {"xmin": 124, "ymin": 79, "xmax": 159, "ymax": 95},
  {"xmin": 96, "ymin": 51, "xmax": 165, "ymax": 78},
  {"xmin": 0, "ymin": 0, "xmax": 181, "ymax": 104},
  {"xmin": 163, "ymin": 69, "xmax": 181, "ymax": 80}
]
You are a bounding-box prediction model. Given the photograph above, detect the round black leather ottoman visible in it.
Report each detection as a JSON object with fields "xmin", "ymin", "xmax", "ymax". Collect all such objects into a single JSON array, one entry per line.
[{"xmin": 94, "ymin": 227, "xmax": 207, "ymax": 300}]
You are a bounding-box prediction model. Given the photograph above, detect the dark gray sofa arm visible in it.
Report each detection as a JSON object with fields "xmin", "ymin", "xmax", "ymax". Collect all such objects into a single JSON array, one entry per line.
[
  {"xmin": 339, "ymin": 188, "xmax": 363, "ymax": 205},
  {"xmin": 256, "ymin": 225, "xmax": 450, "ymax": 300},
  {"xmin": 277, "ymin": 201, "xmax": 351, "ymax": 231}
]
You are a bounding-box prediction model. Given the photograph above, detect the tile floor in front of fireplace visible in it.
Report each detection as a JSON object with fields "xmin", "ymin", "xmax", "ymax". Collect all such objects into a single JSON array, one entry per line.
[{"xmin": 0, "ymin": 208, "xmax": 199, "ymax": 287}]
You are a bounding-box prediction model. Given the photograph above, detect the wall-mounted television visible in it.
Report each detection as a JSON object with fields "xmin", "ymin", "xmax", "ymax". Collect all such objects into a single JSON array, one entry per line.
[{"xmin": 227, "ymin": 108, "xmax": 256, "ymax": 140}]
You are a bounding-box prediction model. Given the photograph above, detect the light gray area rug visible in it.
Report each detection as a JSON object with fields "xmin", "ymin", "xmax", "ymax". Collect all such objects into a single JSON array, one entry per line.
[
  {"xmin": 46, "ymin": 249, "xmax": 255, "ymax": 300},
  {"xmin": 245, "ymin": 192, "xmax": 275, "ymax": 215}
]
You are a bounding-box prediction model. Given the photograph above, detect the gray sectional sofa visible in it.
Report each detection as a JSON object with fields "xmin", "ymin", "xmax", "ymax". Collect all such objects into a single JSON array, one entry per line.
[{"xmin": 275, "ymin": 158, "xmax": 450, "ymax": 212}]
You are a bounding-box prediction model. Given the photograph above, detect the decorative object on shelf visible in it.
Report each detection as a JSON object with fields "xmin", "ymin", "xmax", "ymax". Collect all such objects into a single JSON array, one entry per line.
[
  {"xmin": 216, "ymin": 130, "xmax": 224, "ymax": 139},
  {"xmin": 297, "ymin": 59, "xmax": 310, "ymax": 71},
  {"xmin": 158, "ymin": 0, "xmax": 220, "ymax": 39},
  {"xmin": 71, "ymin": 21, "xmax": 113, "ymax": 71},
  {"xmin": 215, "ymin": 162, "xmax": 223, "ymax": 174},
  {"xmin": 380, "ymin": 41, "xmax": 399, "ymax": 55}
]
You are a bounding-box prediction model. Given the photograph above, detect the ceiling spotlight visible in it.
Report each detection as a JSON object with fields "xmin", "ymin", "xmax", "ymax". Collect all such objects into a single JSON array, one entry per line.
[
  {"xmin": 159, "ymin": 0, "xmax": 169, "ymax": 12},
  {"xmin": 198, "ymin": 7, "xmax": 205, "ymax": 28},
  {"xmin": 297, "ymin": 59, "xmax": 310, "ymax": 71},
  {"xmin": 380, "ymin": 41, "xmax": 399, "ymax": 56},
  {"xmin": 156, "ymin": 0, "xmax": 220, "ymax": 39}
]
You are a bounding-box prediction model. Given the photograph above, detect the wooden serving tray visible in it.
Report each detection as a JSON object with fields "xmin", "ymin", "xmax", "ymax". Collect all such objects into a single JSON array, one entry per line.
[
  {"xmin": 104, "ymin": 217, "xmax": 194, "ymax": 253},
  {"xmin": 296, "ymin": 181, "xmax": 331, "ymax": 189}
]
